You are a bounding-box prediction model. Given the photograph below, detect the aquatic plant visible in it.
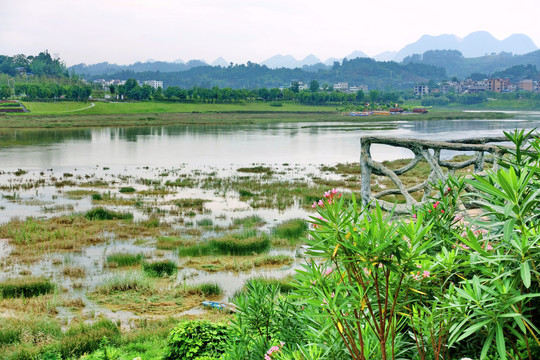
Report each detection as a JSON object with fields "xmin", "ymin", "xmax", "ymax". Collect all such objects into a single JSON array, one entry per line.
[{"xmin": 142, "ymin": 260, "xmax": 177, "ymax": 277}]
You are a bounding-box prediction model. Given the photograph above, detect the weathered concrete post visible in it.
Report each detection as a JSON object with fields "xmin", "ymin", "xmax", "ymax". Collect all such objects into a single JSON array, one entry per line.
[{"xmin": 360, "ymin": 138, "xmax": 372, "ymax": 207}]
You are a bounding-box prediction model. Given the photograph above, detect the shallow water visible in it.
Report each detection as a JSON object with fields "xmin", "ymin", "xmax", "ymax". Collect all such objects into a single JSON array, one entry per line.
[{"xmin": 1, "ymin": 114, "xmax": 539, "ymax": 325}]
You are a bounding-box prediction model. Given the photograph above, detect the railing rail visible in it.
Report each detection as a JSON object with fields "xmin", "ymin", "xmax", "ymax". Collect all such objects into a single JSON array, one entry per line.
[{"xmin": 360, "ymin": 135, "xmax": 510, "ymax": 213}]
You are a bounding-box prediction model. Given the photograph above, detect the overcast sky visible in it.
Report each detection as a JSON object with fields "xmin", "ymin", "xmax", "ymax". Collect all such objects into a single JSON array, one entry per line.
[{"xmin": 1, "ymin": 0, "xmax": 539, "ymax": 66}]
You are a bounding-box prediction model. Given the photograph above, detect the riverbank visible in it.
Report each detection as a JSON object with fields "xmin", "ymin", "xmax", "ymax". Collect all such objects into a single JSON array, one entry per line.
[{"xmin": 0, "ymin": 101, "xmax": 513, "ymax": 129}]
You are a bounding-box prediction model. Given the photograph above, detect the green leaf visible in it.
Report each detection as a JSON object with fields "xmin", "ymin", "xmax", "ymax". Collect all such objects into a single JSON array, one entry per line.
[
  {"xmin": 521, "ymin": 261, "xmax": 531, "ymax": 288},
  {"xmin": 496, "ymin": 322, "xmax": 506, "ymax": 360}
]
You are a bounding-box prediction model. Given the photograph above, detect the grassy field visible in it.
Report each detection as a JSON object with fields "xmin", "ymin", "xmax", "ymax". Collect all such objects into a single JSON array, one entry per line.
[
  {"xmin": 20, "ymin": 101, "xmax": 337, "ymax": 115},
  {"xmin": 0, "ymin": 101, "xmax": 513, "ymax": 129}
]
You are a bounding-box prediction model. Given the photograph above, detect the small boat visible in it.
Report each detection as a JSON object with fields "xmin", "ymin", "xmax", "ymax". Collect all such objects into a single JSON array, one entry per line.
[
  {"xmin": 347, "ymin": 111, "xmax": 369, "ymax": 116},
  {"xmin": 201, "ymin": 301, "xmax": 236, "ymax": 313}
]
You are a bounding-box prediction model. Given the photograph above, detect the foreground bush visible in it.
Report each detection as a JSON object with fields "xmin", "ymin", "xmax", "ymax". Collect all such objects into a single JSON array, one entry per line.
[
  {"xmin": 163, "ymin": 320, "xmax": 229, "ymax": 360},
  {"xmin": 293, "ymin": 130, "xmax": 540, "ymax": 360}
]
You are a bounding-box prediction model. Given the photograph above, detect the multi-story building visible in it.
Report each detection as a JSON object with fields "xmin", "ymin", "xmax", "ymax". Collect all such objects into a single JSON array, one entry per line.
[
  {"xmin": 488, "ymin": 78, "xmax": 509, "ymax": 92},
  {"xmin": 143, "ymin": 80, "xmax": 164, "ymax": 89},
  {"xmin": 519, "ymin": 79, "xmax": 533, "ymax": 91},
  {"xmin": 333, "ymin": 82, "xmax": 349, "ymax": 92},
  {"xmin": 414, "ymin": 84, "xmax": 429, "ymax": 96}
]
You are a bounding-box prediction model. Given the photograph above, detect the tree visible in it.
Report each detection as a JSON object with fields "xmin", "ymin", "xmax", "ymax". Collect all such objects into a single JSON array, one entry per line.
[
  {"xmin": 0, "ymin": 85, "xmax": 12, "ymax": 99},
  {"xmin": 109, "ymin": 84, "xmax": 115, "ymax": 94},
  {"xmin": 309, "ymin": 80, "xmax": 320, "ymax": 92},
  {"xmin": 290, "ymin": 81, "xmax": 300, "ymax": 94},
  {"xmin": 356, "ymin": 90, "xmax": 365, "ymax": 102}
]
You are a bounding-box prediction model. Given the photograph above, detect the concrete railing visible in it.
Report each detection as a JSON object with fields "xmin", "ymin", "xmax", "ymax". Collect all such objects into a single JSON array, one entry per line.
[{"xmin": 360, "ymin": 135, "xmax": 510, "ymax": 213}]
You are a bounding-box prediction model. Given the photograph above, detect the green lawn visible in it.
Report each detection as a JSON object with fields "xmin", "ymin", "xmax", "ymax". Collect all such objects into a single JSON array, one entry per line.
[{"xmin": 20, "ymin": 101, "xmax": 337, "ymax": 115}]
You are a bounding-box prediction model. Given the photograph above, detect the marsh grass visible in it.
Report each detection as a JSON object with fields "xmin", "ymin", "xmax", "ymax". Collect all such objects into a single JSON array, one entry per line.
[
  {"xmin": 0, "ymin": 277, "xmax": 55, "ymax": 299},
  {"xmin": 106, "ymin": 252, "xmax": 145, "ymax": 267},
  {"xmin": 62, "ymin": 266, "xmax": 85, "ymax": 277},
  {"xmin": 210, "ymin": 230, "xmax": 270, "ymax": 255},
  {"xmin": 156, "ymin": 236, "xmax": 189, "ymax": 250},
  {"xmin": 0, "ymin": 215, "xmax": 174, "ymax": 262},
  {"xmin": 232, "ymin": 215, "xmax": 265, "ymax": 228},
  {"xmin": 196, "ymin": 218, "xmax": 213, "ymax": 227},
  {"xmin": 178, "ymin": 231, "xmax": 270, "ymax": 257},
  {"xmin": 59, "ymin": 319, "xmax": 120, "ymax": 359},
  {"xmin": 271, "ymin": 218, "xmax": 308, "ymax": 243},
  {"xmin": 97, "ymin": 271, "xmax": 152, "ymax": 295},
  {"xmin": 236, "ymin": 166, "xmax": 273, "ymax": 175},
  {"xmin": 253, "ymin": 254, "xmax": 293, "ymax": 267},
  {"xmin": 231, "ymin": 276, "xmax": 296, "ymax": 301},
  {"xmin": 180, "ymin": 283, "xmax": 222, "ymax": 296},
  {"xmin": 142, "ymin": 260, "xmax": 178, "ymax": 277},
  {"xmin": 119, "ymin": 186, "xmax": 136, "ymax": 193},
  {"xmin": 0, "ymin": 316, "xmax": 62, "ymax": 347},
  {"xmin": 85, "ymin": 207, "xmax": 133, "ymax": 221}
]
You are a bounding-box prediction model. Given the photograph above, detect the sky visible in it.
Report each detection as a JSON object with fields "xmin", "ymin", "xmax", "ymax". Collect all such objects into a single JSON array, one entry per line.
[{"xmin": 1, "ymin": 0, "xmax": 539, "ymax": 66}]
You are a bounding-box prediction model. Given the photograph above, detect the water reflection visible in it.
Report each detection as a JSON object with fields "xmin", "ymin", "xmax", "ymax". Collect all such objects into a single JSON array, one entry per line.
[{"xmin": 0, "ymin": 115, "xmax": 539, "ymax": 169}]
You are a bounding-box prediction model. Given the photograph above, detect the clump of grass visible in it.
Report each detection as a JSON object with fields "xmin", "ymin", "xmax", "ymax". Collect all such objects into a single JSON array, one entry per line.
[
  {"xmin": 91, "ymin": 193, "xmax": 102, "ymax": 200},
  {"xmin": 181, "ymin": 283, "xmax": 222, "ymax": 296},
  {"xmin": 59, "ymin": 319, "xmax": 120, "ymax": 359},
  {"xmin": 253, "ymin": 254, "xmax": 293, "ymax": 267},
  {"xmin": 236, "ymin": 166, "xmax": 273, "ymax": 175},
  {"xmin": 140, "ymin": 216, "xmax": 161, "ymax": 228},
  {"xmin": 210, "ymin": 230, "xmax": 270, "ymax": 255},
  {"xmin": 271, "ymin": 218, "xmax": 308, "ymax": 243},
  {"xmin": 106, "ymin": 252, "xmax": 144, "ymax": 267},
  {"xmin": 238, "ymin": 189, "xmax": 255, "ymax": 197},
  {"xmin": 62, "ymin": 266, "xmax": 86, "ymax": 278},
  {"xmin": 197, "ymin": 218, "xmax": 213, "ymax": 227},
  {"xmin": 178, "ymin": 242, "xmax": 214, "ymax": 257},
  {"xmin": 85, "ymin": 207, "xmax": 133, "ymax": 221},
  {"xmin": 119, "ymin": 186, "xmax": 136, "ymax": 193},
  {"xmin": 232, "ymin": 215, "xmax": 265, "ymax": 228},
  {"xmin": 157, "ymin": 236, "xmax": 188, "ymax": 250},
  {"xmin": 0, "ymin": 316, "xmax": 62, "ymax": 347},
  {"xmin": 0, "ymin": 277, "xmax": 55, "ymax": 298},
  {"xmin": 97, "ymin": 271, "xmax": 152, "ymax": 294},
  {"xmin": 142, "ymin": 260, "xmax": 177, "ymax": 277}
]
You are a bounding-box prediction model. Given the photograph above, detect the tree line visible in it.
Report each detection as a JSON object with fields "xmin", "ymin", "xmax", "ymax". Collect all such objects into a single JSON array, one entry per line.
[{"xmin": 110, "ymin": 78, "xmax": 403, "ymax": 105}]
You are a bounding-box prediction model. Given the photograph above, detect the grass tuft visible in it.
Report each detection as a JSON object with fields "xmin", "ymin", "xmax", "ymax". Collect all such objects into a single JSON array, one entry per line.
[
  {"xmin": 0, "ymin": 277, "xmax": 55, "ymax": 298},
  {"xmin": 142, "ymin": 260, "xmax": 178, "ymax": 277},
  {"xmin": 106, "ymin": 252, "xmax": 145, "ymax": 267},
  {"xmin": 85, "ymin": 207, "xmax": 133, "ymax": 221}
]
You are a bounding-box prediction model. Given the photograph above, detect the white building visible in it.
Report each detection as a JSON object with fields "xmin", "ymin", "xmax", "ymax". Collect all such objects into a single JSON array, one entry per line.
[
  {"xmin": 144, "ymin": 80, "xmax": 164, "ymax": 89},
  {"xmin": 333, "ymin": 82, "xmax": 349, "ymax": 91}
]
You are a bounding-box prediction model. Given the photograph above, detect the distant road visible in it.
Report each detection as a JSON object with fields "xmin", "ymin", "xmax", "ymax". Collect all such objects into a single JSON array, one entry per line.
[{"xmin": 62, "ymin": 102, "xmax": 95, "ymax": 112}]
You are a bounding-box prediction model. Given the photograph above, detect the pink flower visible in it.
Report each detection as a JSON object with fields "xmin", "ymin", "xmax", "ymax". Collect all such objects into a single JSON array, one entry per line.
[
  {"xmin": 486, "ymin": 243, "xmax": 493, "ymax": 251},
  {"xmin": 332, "ymin": 188, "xmax": 338, "ymax": 195},
  {"xmin": 324, "ymin": 268, "xmax": 333, "ymax": 276},
  {"xmin": 423, "ymin": 271, "xmax": 430, "ymax": 278},
  {"xmin": 433, "ymin": 201, "xmax": 440, "ymax": 209},
  {"xmin": 331, "ymin": 292, "xmax": 335, "ymax": 298},
  {"xmin": 441, "ymin": 210, "xmax": 445, "ymax": 213},
  {"xmin": 318, "ymin": 200, "xmax": 324, "ymax": 207},
  {"xmin": 412, "ymin": 214, "xmax": 417, "ymax": 219},
  {"xmin": 312, "ymin": 202, "xmax": 317, "ymax": 208}
]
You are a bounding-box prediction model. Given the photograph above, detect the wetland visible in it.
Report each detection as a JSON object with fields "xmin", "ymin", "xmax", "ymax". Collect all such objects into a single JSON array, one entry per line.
[{"xmin": 1, "ymin": 112, "xmax": 539, "ymax": 358}]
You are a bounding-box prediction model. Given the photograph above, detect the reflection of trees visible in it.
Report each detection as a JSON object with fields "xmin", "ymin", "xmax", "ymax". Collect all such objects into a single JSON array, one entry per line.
[{"xmin": 0, "ymin": 128, "xmax": 92, "ymax": 147}]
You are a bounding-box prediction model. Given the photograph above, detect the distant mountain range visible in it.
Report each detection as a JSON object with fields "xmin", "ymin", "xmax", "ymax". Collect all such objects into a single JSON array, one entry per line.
[
  {"xmin": 69, "ymin": 31, "xmax": 538, "ymax": 78},
  {"xmin": 387, "ymin": 31, "xmax": 538, "ymax": 61}
]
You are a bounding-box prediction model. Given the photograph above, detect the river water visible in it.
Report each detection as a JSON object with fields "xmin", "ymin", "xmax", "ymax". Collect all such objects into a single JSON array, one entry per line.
[{"xmin": 1, "ymin": 115, "xmax": 539, "ymax": 170}]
